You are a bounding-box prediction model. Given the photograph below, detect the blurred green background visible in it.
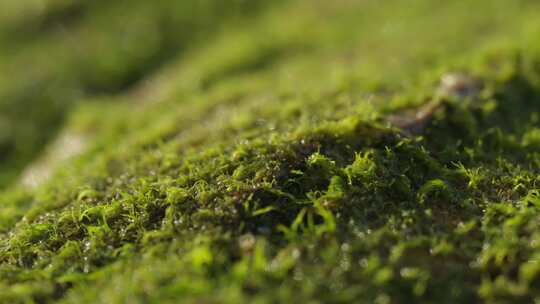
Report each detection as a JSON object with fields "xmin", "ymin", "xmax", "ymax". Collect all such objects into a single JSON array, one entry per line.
[{"xmin": 0, "ymin": 0, "xmax": 272, "ymax": 187}]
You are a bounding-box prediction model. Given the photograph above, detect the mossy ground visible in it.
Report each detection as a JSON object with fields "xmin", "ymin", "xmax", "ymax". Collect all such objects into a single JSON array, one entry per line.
[{"xmin": 2, "ymin": 0, "xmax": 540, "ymax": 303}]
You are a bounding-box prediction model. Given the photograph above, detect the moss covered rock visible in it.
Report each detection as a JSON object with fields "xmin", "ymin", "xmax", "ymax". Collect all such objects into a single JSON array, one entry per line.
[{"xmin": 2, "ymin": 0, "xmax": 540, "ymax": 303}]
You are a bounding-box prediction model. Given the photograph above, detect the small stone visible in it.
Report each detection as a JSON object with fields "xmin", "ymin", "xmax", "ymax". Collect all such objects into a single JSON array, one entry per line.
[
  {"xmin": 437, "ymin": 73, "xmax": 481, "ymax": 100},
  {"xmin": 387, "ymin": 72, "xmax": 481, "ymax": 136}
]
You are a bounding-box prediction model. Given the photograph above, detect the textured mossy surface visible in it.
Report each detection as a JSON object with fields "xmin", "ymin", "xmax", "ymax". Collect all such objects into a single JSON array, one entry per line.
[{"xmin": 2, "ymin": 0, "xmax": 540, "ymax": 303}]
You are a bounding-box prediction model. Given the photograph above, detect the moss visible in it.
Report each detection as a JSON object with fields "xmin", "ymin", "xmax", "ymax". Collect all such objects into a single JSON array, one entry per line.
[{"xmin": 2, "ymin": 0, "xmax": 540, "ymax": 303}]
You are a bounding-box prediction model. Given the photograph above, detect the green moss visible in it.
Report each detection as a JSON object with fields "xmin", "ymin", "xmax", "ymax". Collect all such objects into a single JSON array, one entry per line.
[{"xmin": 2, "ymin": 0, "xmax": 540, "ymax": 303}]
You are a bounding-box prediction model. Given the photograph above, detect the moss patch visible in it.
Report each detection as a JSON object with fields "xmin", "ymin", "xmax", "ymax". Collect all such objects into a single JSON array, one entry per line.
[{"xmin": 2, "ymin": 0, "xmax": 540, "ymax": 303}]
